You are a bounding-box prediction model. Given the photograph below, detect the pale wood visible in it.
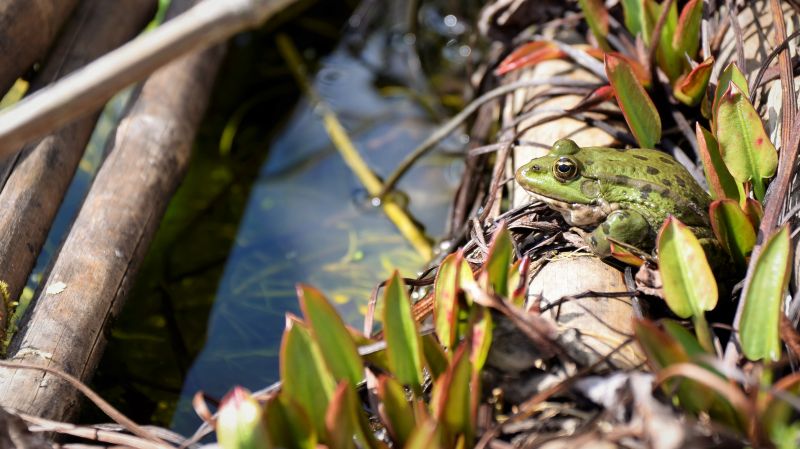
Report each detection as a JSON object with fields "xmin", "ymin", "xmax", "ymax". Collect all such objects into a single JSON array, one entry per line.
[
  {"xmin": 0, "ymin": 0, "xmax": 81, "ymax": 96},
  {"xmin": 0, "ymin": 0, "xmax": 157, "ymax": 334},
  {"xmin": 0, "ymin": 0, "xmax": 300, "ymax": 160},
  {"xmin": 0, "ymin": 0, "xmax": 226, "ymax": 422},
  {"xmin": 507, "ymin": 38, "xmax": 642, "ymax": 367}
]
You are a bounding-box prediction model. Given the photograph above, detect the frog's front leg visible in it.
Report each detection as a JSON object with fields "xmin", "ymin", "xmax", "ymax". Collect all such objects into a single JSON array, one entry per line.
[{"xmin": 586, "ymin": 210, "xmax": 651, "ymax": 257}]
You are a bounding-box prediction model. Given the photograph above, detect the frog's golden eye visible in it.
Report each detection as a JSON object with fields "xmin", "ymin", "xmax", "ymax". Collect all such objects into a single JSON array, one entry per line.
[{"xmin": 553, "ymin": 157, "xmax": 579, "ymax": 181}]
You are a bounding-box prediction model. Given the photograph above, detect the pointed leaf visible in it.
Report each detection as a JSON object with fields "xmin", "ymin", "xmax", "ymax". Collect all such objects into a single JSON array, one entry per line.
[
  {"xmin": 422, "ymin": 333, "xmax": 448, "ymax": 379},
  {"xmin": 696, "ymin": 123, "xmax": 740, "ymax": 202},
  {"xmin": 713, "ymin": 63, "xmax": 750, "ymax": 124},
  {"xmin": 657, "ymin": 217, "xmax": 718, "ymax": 318},
  {"xmin": 217, "ymin": 387, "xmax": 271, "ymax": 449},
  {"xmin": 405, "ymin": 418, "xmax": 443, "ymax": 449},
  {"xmin": 661, "ymin": 319, "xmax": 707, "ymax": 357},
  {"xmin": 715, "ymin": 83, "xmax": 778, "ymax": 200},
  {"xmin": 674, "ymin": 57, "xmax": 714, "ymax": 106},
  {"xmin": 382, "ymin": 271, "xmax": 424, "ymax": 392},
  {"xmin": 264, "ymin": 395, "xmax": 316, "ymax": 449},
  {"xmin": 651, "ymin": 0, "xmax": 682, "ymax": 81},
  {"xmin": 377, "ymin": 376, "xmax": 415, "ymax": 447},
  {"xmin": 609, "ymin": 242, "xmax": 645, "ymax": 266},
  {"xmin": 744, "ymin": 198, "xmax": 763, "ymax": 230},
  {"xmin": 431, "ymin": 345, "xmax": 473, "ymax": 443},
  {"xmin": 740, "ymin": 226, "xmax": 791, "ymax": 361},
  {"xmin": 577, "ymin": 0, "xmax": 610, "ymax": 50},
  {"xmin": 673, "ymin": 0, "xmax": 702, "ymax": 59},
  {"xmin": 509, "ymin": 256, "xmax": 529, "ymax": 306},
  {"xmin": 280, "ymin": 318, "xmax": 336, "ymax": 437},
  {"xmin": 621, "ymin": 0, "xmax": 647, "ymax": 38},
  {"xmin": 570, "ymin": 84, "xmax": 616, "ymax": 112},
  {"xmin": 298, "ymin": 285, "xmax": 363, "ymax": 386},
  {"xmin": 495, "ymin": 41, "xmax": 565, "ymax": 76},
  {"xmin": 434, "ymin": 252, "xmax": 461, "ymax": 350},
  {"xmin": 325, "ymin": 382, "xmax": 380, "ymax": 449},
  {"xmin": 709, "ymin": 200, "xmax": 756, "ymax": 267},
  {"xmin": 483, "ymin": 224, "xmax": 513, "ymax": 297},
  {"xmin": 605, "ymin": 53, "xmax": 661, "ymax": 148},
  {"xmin": 469, "ymin": 307, "xmax": 493, "ymax": 374}
]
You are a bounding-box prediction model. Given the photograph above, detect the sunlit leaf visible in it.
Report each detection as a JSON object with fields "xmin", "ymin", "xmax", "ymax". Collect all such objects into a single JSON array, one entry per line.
[
  {"xmin": 280, "ymin": 317, "xmax": 336, "ymax": 437},
  {"xmin": 469, "ymin": 307, "xmax": 493, "ymax": 374},
  {"xmin": 405, "ymin": 418, "xmax": 443, "ymax": 449},
  {"xmin": 431, "ymin": 345, "xmax": 473, "ymax": 444},
  {"xmin": 715, "ymin": 83, "xmax": 778, "ymax": 200},
  {"xmin": 744, "ymin": 198, "xmax": 764, "ymax": 230},
  {"xmin": 709, "ymin": 199, "xmax": 756, "ymax": 267},
  {"xmin": 298, "ymin": 285, "xmax": 363, "ymax": 386},
  {"xmin": 609, "ymin": 242, "xmax": 645, "ymax": 266},
  {"xmin": 605, "ymin": 53, "xmax": 661, "ymax": 148},
  {"xmin": 620, "ymin": 0, "xmax": 648, "ymax": 38},
  {"xmin": 382, "ymin": 271, "xmax": 424, "ymax": 392},
  {"xmin": 264, "ymin": 395, "xmax": 316, "ymax": 449},
  {"xmin": 435, "ymin": 252, "xmax": 461, "ymax": 350},
  {"xmin": 713, "ymin": 63, "xmax": 750, "ymax": 124},
  {"xmin": 657, "ymin": 217, "xmax": 718, "ymax": 318},
  {"xmin": 635, "ymin": 319, "xmax": 691, "ymax": 369},
  {"xmin": 422, "ymin": 333, "xmax": 448, "ymax": 379},
  {"xmin": 217, "ymin": 387, "xmax": 270, "ymax": 449},
  {"xmin": 377, "ymin": 375, "xmax": 415, "ymax": 447},
  {"xmin": 661, "ymin": 320, "xmax": 707, "ymax": 357},
  {"xmin": 696, "ymin": 123, "xmax": 740, "ymax": 202},
  {"xmin": 508, "ymin": 256, "xmax": 529, "ymax": 306},
  {"xmin": 495, "ymin": 41, "xmax": 565, "ymax": 75},
  {"xmin": 672, "ymin": 0, "xmax": 702, "ymax": 60},
  {"xmin": 325, "ymin": 382, "xmax": 380, "ymax": 449},
  {"xmin": 483, "ymin": 223, "xmax": 513, "ymax": 297},
  {"xmin": 649, "ymin": 0, "xmax": 682, "ymax": 81},
  {"xmin": 674, "ymin": 57, "xmax": 713, "ymax": 106},
  {"xmin": 740, "ymin": 226, "xmax": 791, "ymax": 361},
  {"xmin": 577, "ymin": 0, "xmax": 610, "ymax": 50},
  {"xmin": 569, "ymin": 84, "xmax": 616, "ymax": 112}
]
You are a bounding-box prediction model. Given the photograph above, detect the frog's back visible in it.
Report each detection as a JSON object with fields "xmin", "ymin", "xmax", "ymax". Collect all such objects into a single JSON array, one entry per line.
[{"xmin": 578, "ymin": 147, "xmax": 710, "ymax": 226}]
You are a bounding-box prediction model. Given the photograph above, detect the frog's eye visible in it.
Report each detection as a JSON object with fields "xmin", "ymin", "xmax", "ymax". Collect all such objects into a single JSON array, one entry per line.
[{"xmin": 553, "ymin": 157, "xmax": 579, "ymax": 181}]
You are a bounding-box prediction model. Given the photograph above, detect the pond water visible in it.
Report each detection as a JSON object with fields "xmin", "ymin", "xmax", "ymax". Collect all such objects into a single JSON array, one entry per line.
[{"xmin": 73, "ymin": 0, "xmax": 481, "ymax": 431}]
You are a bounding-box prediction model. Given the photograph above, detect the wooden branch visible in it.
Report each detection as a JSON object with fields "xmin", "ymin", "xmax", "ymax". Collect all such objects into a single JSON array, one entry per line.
[
  {"xmin": 0, "ymin": 0, "xmax": 226, "ymax": 423},
  {"xmin": 0, "ymin": 0, "xmax": 300, "ymax": 161},
  {"xmin": 0, "ymin": 0, "xmax": 81, "ymax": 96},
  {"xmin": 0, "ymin": 0, "xmax": 157, "ymax": 339}
]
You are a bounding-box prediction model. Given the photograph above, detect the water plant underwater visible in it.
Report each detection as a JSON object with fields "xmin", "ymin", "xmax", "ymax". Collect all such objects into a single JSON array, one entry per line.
[{"xmin": 202, "ymin": 0, "xmax": 800, "ymax": 447}]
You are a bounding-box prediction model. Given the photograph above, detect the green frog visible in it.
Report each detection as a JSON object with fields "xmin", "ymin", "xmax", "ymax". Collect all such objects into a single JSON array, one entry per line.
[{"xmin": 515, "ymin": 138, "xmax": 714, "ymax": 257}]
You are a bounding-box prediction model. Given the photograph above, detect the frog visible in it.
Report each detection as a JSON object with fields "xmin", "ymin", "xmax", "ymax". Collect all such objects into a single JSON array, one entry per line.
[{"xmin": 515, "ymin": 138, "xmax": 714, "ymax": 258}]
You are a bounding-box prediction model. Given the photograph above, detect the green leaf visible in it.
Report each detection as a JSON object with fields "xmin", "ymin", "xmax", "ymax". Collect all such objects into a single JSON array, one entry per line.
[
  {"xmin": 657, "ymin": 217, "xmax": 718, "ymax": 318},
  {"xmin": 713, "ymin": 63, "xmax": 750, "ymax": 124},
  {"xmin": 280, "ymin": 317, "xmax": 336, "ymax": 438},
  {"xmin": 709, "ymin": 199, "xmax": 756, "ymax": 267},
  {"xmin": 377, "ymin": 375, "xmax": 415, "ymax": 447},
  {"xmin": 405, "ymin": 418, "xmax": 443, "ymax": 449},
  {"xmin": 696, "ymin": 123, "xmax": 741, "ymax": 202},
  {"xmin": 422, "ymin": 333, "xmax": 449, "ymax": 379},
  {"xmin": 715, "ymin": 83, "xmax": 778, "ymax": 200},
  {"xmin": 325, "ymin": 382, "xmax": 380, "ymax": 449},
  {"xmin": 577, "ymin": 0, "xmax": 610, "ymax": 51},
  {"xmin": 483, "ymin": 223, "xmax": 513, "ymax": 297},
  {"xmin": 605, "ymin": 53, "xmax": 662, "ymax": 148},
  {"xmin": 217, "ymin": 387, "xmax": 271, "ymax": 449},
  {"xmin": 620, "ymin": 0, "xmax": 647, "ymax": 38},
  {"xmin": 469, "ymin": 307, "xmax": 493, "ymax": 374},
  {"xmin": 740, "ymin": 226, "xmax": 791, "ymax": 361},
  {"xmin": 434, "ymin": 252, "xmax": 461, "ymax": 350},
  {"xmin": 298, "ymin": 285, "xmax": 363, "ymax": 386},
  {"xmin": 382, "ymin": 271, "xmax": 424, "ymax": 392},
  {"xmin": 264, "ymin": 394, "xmax": 316, "ymax": 449},
  {"xmin": 674, "ymin": 57, "xmax": 713, "ymax": 106},
  {"xmin": 650, "ymin": 0, "xmax": 682, "ymax": 81},
  {"xmin": 431, "ymin": 345, "xmax": 474, "ymax": 444},
  {"xmin": 635, "ymin": 319, "xmax": 691, "ymax": 369},
  {"xmin": 672, "ymin": 0, "xmax": 702, "ymax": 60},
  {"xmin": 661, "ymin": 319, "xmax": 707, "ymax": 357}
]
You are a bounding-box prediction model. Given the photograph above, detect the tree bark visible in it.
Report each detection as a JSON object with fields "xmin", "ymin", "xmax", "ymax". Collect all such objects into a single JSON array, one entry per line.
[
  {"xmin": 0, "ymin": 0, "xmax": 81, "ymax": 96},
  {"xmin": 0, "ymin": 0, "xmax": 225, "ymax": 423},
  {"xmin": 0, "ymin": 0, "xmax": 157, "ymax": 337}
]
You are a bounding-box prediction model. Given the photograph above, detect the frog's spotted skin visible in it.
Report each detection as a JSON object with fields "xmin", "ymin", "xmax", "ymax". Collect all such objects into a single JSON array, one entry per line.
[{"xmin": 516, "ymin": 138, "xmax": 712, "ymax": 256}]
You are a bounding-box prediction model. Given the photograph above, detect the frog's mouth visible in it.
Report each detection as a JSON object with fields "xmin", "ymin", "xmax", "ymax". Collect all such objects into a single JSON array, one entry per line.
[{"xmin": 525, "ymin": 192, "xmax": 617, "ymax": 227}]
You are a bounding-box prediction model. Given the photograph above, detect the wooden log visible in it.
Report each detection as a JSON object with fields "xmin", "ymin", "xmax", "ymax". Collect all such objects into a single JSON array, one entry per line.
[
  {"xmin": 0, "ymin": 0, "xmax": 157, "ymax": 335},
  {"xmin": 0, "ymin": 0, "xmax": 226, "ymax": 423},
  {"xmin": 0, "ymin": 0, "xmax": 81, "ymax": 96}
]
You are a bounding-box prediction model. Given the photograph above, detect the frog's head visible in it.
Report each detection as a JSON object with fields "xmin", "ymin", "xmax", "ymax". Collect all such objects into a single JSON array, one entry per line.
[{"xmin": 515, "ymin": 139, "xmax": 601, "ymax": 204}]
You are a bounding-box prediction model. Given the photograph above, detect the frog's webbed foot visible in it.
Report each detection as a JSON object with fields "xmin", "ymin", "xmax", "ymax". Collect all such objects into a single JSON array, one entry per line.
[{"xmin": 585, "ymin": 210, "xmax": 651, "ymax": 257}]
